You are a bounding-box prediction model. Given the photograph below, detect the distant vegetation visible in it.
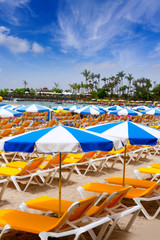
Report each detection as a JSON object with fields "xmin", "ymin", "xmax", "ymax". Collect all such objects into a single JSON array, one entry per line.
[{"xmin": 0, "ymin": 70, "xmax": 160, "ymax": 101}]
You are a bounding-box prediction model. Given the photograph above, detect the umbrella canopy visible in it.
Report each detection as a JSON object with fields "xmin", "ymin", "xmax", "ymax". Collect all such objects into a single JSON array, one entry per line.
[
  {"xmin": 132, "ymin": 106, "xmax": 150, "ymax": 111},
  {"xmin": 0, "ymin": 124, "xmax": 122, "ymax": 153},
  {"xmin": 105, "ymin": 105, "xmax": 123, "ymax": 111},
  {"xmin": 87, "ymin": 121, "xmax": 160, "ymax": 186},
  {"xmin": 0, "ymin": 104, "xmax": 14, "ymax": 110},
  {"xmin": 0, "ymin": 108, "xmax": 22, "ymax": 118},
  {"xmin": 87, "ymin": 121, "xmax": 160, "ymax": 146},
  {"xmin": 13, "ymin": 105, "xmax": 25, "ymax": 110},
  {"xmin": 74, "ymin": 106, "xmax": 105, "ymax": 115},
  {"xmin": 90, "ymin": 105, "xmax": 106, "ymax": 111},
  {"xmin": 63, "ymin": 105, "xmax": 79, "ymax": 111},
  {"xmin": 17, "ymin": 104, "xmax": 52, "ymax": 113},
  {"xmin": 109, "ymin": 108, "xmax": 142, "ymax": 116},
  {"xmin": 0, "ymin": 124, "xmax": 122, "ymax": 216},
  {"xmin": 141, "ymin": 108, "xmax": 160, "ymax": 115},
  {"xmin": 52, "ymin": 106, "xmax": 67, "ymax": 111}
]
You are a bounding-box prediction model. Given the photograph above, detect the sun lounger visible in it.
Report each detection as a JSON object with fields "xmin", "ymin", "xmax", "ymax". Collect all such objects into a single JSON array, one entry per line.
[
  {"xmin": 62, "ymin": 151, "xmax": 98, "ymax": 175},
  {"xmin": 0, "ymin": 156, "xmax": 46, "ymax": 191},
  {"xmin": 19, "ymin": 187, "xmax": 138, "ymax": 240},
  {"xmin": 134, "ymin": 166, "xmax": 160, "ymax": 181},
  {"xmin": 104, "ymin": 176, "xmax": 156, "ymax": 188},
  {"xmin": 8, "ymin": 152, "xmax": 76, "ymax": 188},
  {"xmin": 0, "ymin": 151, "xmax": 25, "ymax": 163},
  {"xmin": 0, "ymin": 195, "xmax": 112, "ymax": 240},
  {"xmin": 78, "ymin": 179, "xmax": 160, "ymax": 219}
]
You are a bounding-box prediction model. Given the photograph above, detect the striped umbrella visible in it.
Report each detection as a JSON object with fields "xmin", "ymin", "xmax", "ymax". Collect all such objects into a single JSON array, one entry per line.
[
  {"xmin": 17, "ymin": 104, "xmax": 52, "ymax": 112},
  {"xmin": 0, "ymin": 104, "xmax": 14, "ymax": 110},
  {"xmin": 74, "ymin": 106, "xmax": 105, "ymax": 115},
  {"xmin": 68, "ymin": 105, "xmax": 79, "ymax": 111},
  {"xmin": 90, "ymin": 105, "xmax": 106, "ymax": 111},
  {"xmin": 0, "ymin": 124, "xmax": 122, "ymax": 216},
  {"xmin": 104, "ymin": 105, "xmax": 123, "ymax": 111},
  {"xmin": 132, "ymin": 106, "xmax": 150, "ymax": 111},
  {"xmin": 87, "ymin": 121, "xmax": 160, "ymax": 185},
  {"xmin": 13, "ymin": 105, "xmax": 25, "ymax": 110},
  {"xmin": 141, "ymin": 108, "xmax": 160, "ymax": 115},
  {"xmin": 0, "ymin": 108, "xmax": 22, "ymax": 118},
  {"xmin": 52, "ymin": 106, "xmax": 66, "ymax": 111},
  {"xmin": 109, "ymin": 108, "xmax": 142, "ymax": 116}
]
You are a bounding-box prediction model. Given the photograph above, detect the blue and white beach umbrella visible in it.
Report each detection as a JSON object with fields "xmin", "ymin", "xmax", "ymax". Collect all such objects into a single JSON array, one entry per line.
[
  {"xmin": 141, "ymin": 108, "xmax": 160, "ymax": 115},
  {"xmin": 87, "ymin": 121, "xmax": 160, "ymax": 146},
  {"xmin": 0, "ymin": 124, "xmax": 122, "ymax": 153},
  {"xmin": 52, "ymin": 106, "xmax": 66, "ymax": 111},
  {"xmin": 74, "ymin": 106, "xmax": 105, "ymax": 115},
  {"xmin": 90, "ymin": 105, "xmax": 106, "ymax": 111},
  {"xmin": 87, "ymin": 121, "xmax": 160, "ymax": 185},
  {"xmin": 132, "ymin": 105, "xmax": 150, "ymax": 111},
  {"xmin": 68, "ymin": 105, "xmax": 79, "ymax": 111},
  {"xmin": 105, "ymin": 105, "xmax": 123, "ymax": 111},
  {"xmin": 13, "ymin": 105, "xmax": 25, "ymax": 110},
  {"xmin": 0, "ymin": 108, "xmax": 22, "ymax": 118},
  {"xmin": 0, "ymin": 124, "xmax": 122, "ymax": 216},
  {"xmin": 0, "ymin": 104, "xmax": 14, "ymax": 110},
  {"xmin": 17, "ymin": 104, "xmax": 52, "ymax": 113},
  {"xmin": 109, "ymin": 108, "xmax": 142, "ymax": 116}
]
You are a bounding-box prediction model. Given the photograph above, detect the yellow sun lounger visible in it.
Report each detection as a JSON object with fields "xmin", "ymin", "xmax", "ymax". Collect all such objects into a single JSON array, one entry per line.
[
  {"xmin": 104, "ymin": 176, "xmax": 157, "ymax": 189},
  {"xmin": 0, "ymin": 195, "xmax": 112, "ymax": 240},
  {"xmin": 19, "ymin": 187, "xmax": 140, "ymax": 240},
  {"xmin": 134, "ymin": 166, "xmax": 160, "ymax": 181},
  {"xmin": 0, "ymin": 156, "xmax": 46, "ymax": 191},
  {"xmin": 62, "ymin": 151, "xmax": 99, "ymax": 175},
  {"xmin": 78, "ymin": 180, "xmax": 160, "ymax": 219}
]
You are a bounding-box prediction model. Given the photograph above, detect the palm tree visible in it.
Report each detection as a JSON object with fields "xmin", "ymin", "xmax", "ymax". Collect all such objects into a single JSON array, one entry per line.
[
  {"xmin": 81, "ymin": 69, "xmax": 90, "ymax": 85},
  {"xmin": 145, "ymin": 78, "xmax": 152, "ymax": 100},
  {"xmin": 101, "ymin": 77, "xmax": 107, "ymax": 86},
  {"xmin": 89, "ymin": 73, "xmax": 96, "ymax": 91},
  {"xmin": 23, "ymin": 80, "xmax": 28, "ymax": 89},
  {"xmin": 53, "ymin": 82, "xmax": 59, "ymax": 88},
  {"xmin": 116, "ymin": 71, "xmax": 125, "ymax": 91},
  {"xmin": 69, "ymin": 84, "xmax": 74, "ymax": 93},
  {"xmin": 96, "ymin": 73, "xmax": 101, "ymax": 89},
  {"xmin": 125, "ymin": 73, "xmax": 134, "ymax": 95},
  {"xmin": 153, "ymin": 84, "xmax": 160, "ymax": 100}
]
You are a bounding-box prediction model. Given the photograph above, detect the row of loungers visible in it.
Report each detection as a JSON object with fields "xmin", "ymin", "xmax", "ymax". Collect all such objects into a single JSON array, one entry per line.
[
  {"xmin": 1, "ymin": 174, "xmax": 160, "ymax": 239},
  {"xmin": 0, "ymin": 144, "xmax": 159, "ymax": 192},
  {"xmin": 0, "ymin": 180, "xmax": 141, "ymax": 240}
]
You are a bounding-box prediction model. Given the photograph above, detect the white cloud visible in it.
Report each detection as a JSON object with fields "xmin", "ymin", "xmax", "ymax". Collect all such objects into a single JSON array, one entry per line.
[
  {"xmin": 31, "ymin": 42, "xmax": 45, "ymax": 53},
  {"xmin": 0, "ymin": 26, "xmax": 45, "ymax": 54},
  {"xmin": 0, "ymin": 0, "xmax": 31, "ymax": 25},
  {"xmin": 53, "ymin": 0, "xmax": 160, "ymax": 57},
  {"xmin": 0, "ymin": 26, "xmax": 29, "ymax": 53}
]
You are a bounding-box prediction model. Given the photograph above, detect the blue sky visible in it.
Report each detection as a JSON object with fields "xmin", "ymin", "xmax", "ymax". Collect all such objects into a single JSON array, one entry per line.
[{"xmin": 0, "ymin": 0, "xmax": 160, "ymax": 90}]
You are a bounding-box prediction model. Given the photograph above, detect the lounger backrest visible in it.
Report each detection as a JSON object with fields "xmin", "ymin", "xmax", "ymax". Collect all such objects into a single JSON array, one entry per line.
[
  {"xmin": 84, "ymin": 151, "xmax": 97, "ymax": 160},
  {"xmin": 89, "ymin": 186, "xmax": 131, "ymax": 217},
  {"xmin": 1, "ymin": 119, "xmax": 8, "ymax": 125},
  {"xmin": 1, "ymin": 129, "xmax": 11, "ymax": 137},
  {"xmin": 40, "ymin": 153, "xmax": 67, "ymax": 169},
  {"xmin": 106, "ymin": 186, "xmax": 131, "ymax": 208},
  {"xmin": 51, "ymin": 195, "xmax": 97, "ymax": 232},
  {"xmin": 20, "ymin": 156, "xmax": 46, "ymax": 174},
  {"xmin": 140, "ymin": 182, "xmax": 158, "ymax": 197},
  {"xmin": 21, "ymin": 121, "xmax": 30, "ymax": 128},
  {"xmin": 49, "ymin": 153, "xmax": 67, "ymax": 167},
  {"xmin": 140, "ymin": 179, "xmax": 160, "ymax": 197}
]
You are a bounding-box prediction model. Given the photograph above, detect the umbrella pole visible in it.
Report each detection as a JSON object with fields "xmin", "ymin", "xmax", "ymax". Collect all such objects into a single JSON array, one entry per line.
[
  {"xmin": 58, "ymin": 152, "xmax": 62, "ymax": 218},
  {"xmin": 122, "ymin": 145, "xmax": 127, "ymax": 186}
]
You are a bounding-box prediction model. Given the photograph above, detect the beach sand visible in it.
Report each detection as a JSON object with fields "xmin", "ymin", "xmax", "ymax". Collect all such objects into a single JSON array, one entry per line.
[{"xmin": 0, "ymin": 153, "xmax": 160, "ymax": 239}]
